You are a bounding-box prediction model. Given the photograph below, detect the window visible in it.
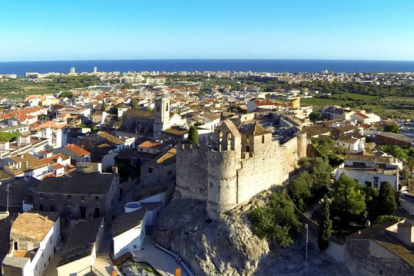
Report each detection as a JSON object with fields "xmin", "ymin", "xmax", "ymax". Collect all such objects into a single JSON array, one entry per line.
[
  {"xmin": 67, "ymin": 195, "xmax": 71, "ymax": 200},
  {"xmin": 95, "ymin": 196, "xmax": 100, "ymax": 201},
  {"xmin": 39, "ymin": 204, "xmax": 44, "ymax": 211},
  {"xmin": 166, "ymin": 103, "xmax": 169, "ymax": 111},
  {"xmin": 39, "ymin": 193, "xmax": 44, "ymax": 199},
  {"xmin": 133, "ymin": 245, "xmax": 137, "ymax": 249},
  {"xmin": 167, "ymin": 170, "xmax": 172, "ymax": 176},
  {"xmin": 50, "ymin": 205, "xmax": 55, "ymax": 212},
  {"xmin": 262, "ymin": 135, "xmax": 265, "ymax": 144},
  {"xmin": 81, "ymin": 195, "xmax": 85, "ymax": 201},
  {"xmin": 148, "ymin": 167, "xmax": 153, "ymax": 173}
]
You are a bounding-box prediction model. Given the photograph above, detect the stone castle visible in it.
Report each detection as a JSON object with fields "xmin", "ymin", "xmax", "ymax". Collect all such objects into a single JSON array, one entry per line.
[{"xmin": 176, "ymin": 119, "xmax": 307, "ymax": 219}]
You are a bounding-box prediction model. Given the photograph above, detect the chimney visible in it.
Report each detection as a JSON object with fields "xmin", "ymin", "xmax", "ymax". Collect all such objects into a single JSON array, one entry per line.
[{"xmin": 398, "ymin": 220, "xmax": 414, "ymax": 246}]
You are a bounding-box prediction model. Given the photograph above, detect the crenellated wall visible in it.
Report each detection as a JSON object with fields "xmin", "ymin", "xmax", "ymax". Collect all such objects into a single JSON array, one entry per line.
[
  {"xmin": 176, "ymin": 130, "xmax": 307, "ymax": 219},
  {"xmin": 176, "ymin": 144, "xmax": 209, "ymax": 200}
]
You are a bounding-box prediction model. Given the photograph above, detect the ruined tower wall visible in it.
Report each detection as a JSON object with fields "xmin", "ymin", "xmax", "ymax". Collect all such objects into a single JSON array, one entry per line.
[
  {"xmin": 175, "ymin": 144, "xmax": 209, "ymax": 200},
  {"xmin": 236, "ymin": 137, "xmax": 299, "ymax": 205},
  {"xmin": 206, "ymin": 150, "xmax": 240, "ymax": 219},
  {"xmin": 296, "ymin": 132, "xmax": 308, "ymax": 159}
]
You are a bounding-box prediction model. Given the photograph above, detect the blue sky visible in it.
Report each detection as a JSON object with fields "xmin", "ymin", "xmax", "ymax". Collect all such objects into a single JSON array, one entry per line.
[{"xmin": 0, "ymin": 0, "xmax": 413, "ymax": 61}]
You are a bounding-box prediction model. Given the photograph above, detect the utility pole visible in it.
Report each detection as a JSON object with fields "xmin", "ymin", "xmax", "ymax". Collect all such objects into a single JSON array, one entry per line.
[{"xmin": 305, "ymin": 223, "xmax": 309, "ymax": 265}]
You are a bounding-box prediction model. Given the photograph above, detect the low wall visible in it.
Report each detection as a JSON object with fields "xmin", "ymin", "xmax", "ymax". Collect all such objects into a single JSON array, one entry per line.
[{"xmin": 326, "ymin": 240, "xmax": 345, "ymax": 263}]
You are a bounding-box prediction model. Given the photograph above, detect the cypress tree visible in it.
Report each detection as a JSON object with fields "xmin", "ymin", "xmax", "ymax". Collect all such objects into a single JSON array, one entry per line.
[
  {"xmin": 377, "ymin": 182, "xmax": 397, "ymax": 216},
  {"xmin": 101, "ymin": 100, "xmax": 107, "ymax": 111},
  {"xmin": 188, "ymin": 126, "xmax": 199, "ymax": 145},
  {"xmin": 318, "ymin": 195, "xmax": 332, "ymax": 250}
]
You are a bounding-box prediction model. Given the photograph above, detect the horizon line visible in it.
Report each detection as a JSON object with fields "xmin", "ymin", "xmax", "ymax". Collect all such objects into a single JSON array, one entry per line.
[{"xmin": 1, "ymin": 58, "xmax": 414, "ymax": 63}]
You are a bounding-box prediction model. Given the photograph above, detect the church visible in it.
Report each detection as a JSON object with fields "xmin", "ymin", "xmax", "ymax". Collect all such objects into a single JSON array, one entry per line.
[{"xmin": 119, "ymin": 97, "xmax": 187, "ymax": 139}]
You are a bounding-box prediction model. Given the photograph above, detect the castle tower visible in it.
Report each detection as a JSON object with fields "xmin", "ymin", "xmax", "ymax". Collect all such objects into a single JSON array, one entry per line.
[
  {"xmin": 240, "ymin": 122, "xmax": 272, "ymax": 154},
  {"xmin": 153, "ymin": 97, "xmax": 170, "ymax": 139},
  {"xmin": 207, "ymin": 120, "xmax": 241, "ymax": 220},
  {"xmin": 297, "ymin": 131, "xmax": 308, "ymax": 159}
]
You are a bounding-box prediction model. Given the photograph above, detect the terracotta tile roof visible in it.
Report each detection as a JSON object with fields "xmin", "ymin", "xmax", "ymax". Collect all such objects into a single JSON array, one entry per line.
[
  {"xmin": 54, "ymin": 163, "xmax": 64, "ymax": 169},
  {"xmin": 337, "ymin": 136, "xmax": 359, "ymax": 144},
  {"xmin": 35, "ymin": 121, "xmax": 67, "ymax": 130},
  {"xmin": 156, "ymin": 147, "xmax": 177, "ymax": 165},
  {"xmin": 40, "ymin": 153, "xmax": 69, "ymax": 164},
  {"xmin": 344, "ymin": 155, "xmax": 393, "ymax": 163},
  {"xmin": 11, "ymin": 212, "xmax": 58, "ymax": 243},
  {"xmin": 254, "ymin": 100, "xmax": 282, "ymax": 107},
  {"xmin": 138, "ymin": 140, "xmax": 160, "ymax": 148},
  {"xmin": 97, "ymin": 131, "xmax": 124, "ymax": 145},
  {"xmin": 65, "ymin": 144, "xmax": 90, "ymax": 157},
  {"xmin": 355, "ymin": 112, "xmax": 370, "ymax": 119}
]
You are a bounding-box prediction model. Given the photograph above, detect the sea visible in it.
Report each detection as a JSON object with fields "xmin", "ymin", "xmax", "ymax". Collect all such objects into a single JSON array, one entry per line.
[{"xmin": 1, "ymin": 59, "xmax": 414, "ymax": 76}]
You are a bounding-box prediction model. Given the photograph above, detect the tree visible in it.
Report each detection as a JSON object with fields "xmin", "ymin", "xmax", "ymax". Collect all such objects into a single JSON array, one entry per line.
[
  {"xmin": 59, "ymin": 91, "xmax": 74, "ymax": 98},
  {"xmin": 132, "ymin": 99, "xmax": 139, "ymax": 110},
  {"xmin": 330, "ymin": 174, "xmax": 366, "ymax": 219},
  {"xmin": 101, "ymin": 100, "xmax": 107, "ymax": 111},
  {"xmin": 318, "ymin": 196, "xmax": 332, "ymax": 250},
  {"xmin": 122, "ymin": 83, "xmax": 133, "ymax": 89},
  {"xmin": 0, "ymin": 131, "xmax": 21, "ymax": 142},
  {"xmin": 377, "ymin": 182, "xmax": 397, "ymax": 216},
  {"xmin": 188, "ymin": 126, "xmax": 199, "ymax": 145},
  {"xmin": 249, "ymin": 191, "xmax": 301, "ymax": 247},
  {"xmin": 384, "ymin": 124, "xmax": 401, "ymax": 134},
  {"xmin": 287, "ymin": 172, "xmax": 313, "ymax": 212},
  {"xmin": 363, "ymin": 187, "xmax": 380, "ymax": 221},
  {"xmin": 309, "ymin": 112, "xmax": 322, "ymax": 122}
]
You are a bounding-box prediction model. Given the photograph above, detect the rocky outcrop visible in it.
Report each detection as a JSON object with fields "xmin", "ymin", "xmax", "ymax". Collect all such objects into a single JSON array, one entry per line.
[{"xmin": 153, "ymin": 194, "xmax": 271, "ymax": 276}]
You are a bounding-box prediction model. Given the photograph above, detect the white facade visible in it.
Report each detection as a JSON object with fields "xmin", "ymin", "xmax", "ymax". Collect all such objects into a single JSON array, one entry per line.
[
  {"xmin": 336, "ymin": 168, "xmax": 399, "ymax": 190},
  {"xmin": 112, "ymin": 213, "xmax": 147, "ymax": 259},
  {"xmin": 336, "ymin": 138, "xmax": 365, "ymax": 151},
  {"xmin": 4, "ymin": 217, "xmax": 60, "ymax": 276}
]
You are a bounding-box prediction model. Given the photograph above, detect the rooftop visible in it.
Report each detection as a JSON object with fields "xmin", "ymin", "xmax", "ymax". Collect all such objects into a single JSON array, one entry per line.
[
  {"xmin": 124, "ymin": 109, "xmax": 154, "ymax": 119},
  {"xmin": 97, "ymin": 131, "xmax": 125, "ymax": 145},
  {"xmin": 58, "ymin": 217, "xmax": 104, "ymax": 267},
  {"xmin": 64, "ymin": 144, "xmax": 91, "ymax": 157},
  {"xmin": 111, "ymin": 209, "xmax": 146, "ymax": 238},
  {"xmin": 11, "ymin": 212, "xmax": 59, "ymax": 243},
  {"xmin": 36, "ymin": 172, "xmax": 114, "ymax": 195}
]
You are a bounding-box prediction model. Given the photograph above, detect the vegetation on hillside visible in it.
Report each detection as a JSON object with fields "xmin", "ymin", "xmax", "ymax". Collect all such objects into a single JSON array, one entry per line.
[{"xmin": 248, "ymin": 191, "xmax": 301, "ymax": 247}]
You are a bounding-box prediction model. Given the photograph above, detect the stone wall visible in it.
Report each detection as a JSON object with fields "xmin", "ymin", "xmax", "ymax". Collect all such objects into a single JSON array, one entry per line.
[
  {"xmin": 176, "ymin": 144, "xmax": 209, "ymax": 200},
  {"xmin": 236, "ymin": 138, "xmax": 296, "ymax": 206},
  {"xmin": 344, "ymin": 239, "xmax": 412, "ymax": 276},
  {"xmin": 207, "ymin": 150, "xmax": 240, "ymax": 219},
  {"xmin": 176, "ymin": 135, "xmax": 303, "ymax": 219},
  {"xmin": 141, "ymin": 161, "xmax": 176, "ymax": 186}
]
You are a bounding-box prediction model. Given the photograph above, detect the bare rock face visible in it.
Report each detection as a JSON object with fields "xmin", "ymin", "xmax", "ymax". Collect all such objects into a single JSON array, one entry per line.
[{"xmin": 153, "ymin": 198, "xmax": 270, "ymax": 276}]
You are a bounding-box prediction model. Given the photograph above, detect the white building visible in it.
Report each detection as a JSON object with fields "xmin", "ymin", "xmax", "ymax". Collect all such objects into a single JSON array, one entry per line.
[
  {"xmin": 153, "ymin": 97, "xmax": 187, "ymax": 139},
  {"xmin": 2, "ymin": 212, "xmax": 60, "ymax": 276},
  {"xmin": 336, "ymin": 155, "xmax": 402, "ymax": 190},
  {"xmin": 111, "ymin": 208, "xmax": 147, "ymax": 259},
  {"xmin": 336, "ymin": 136, "xmax": 365, "ymax": 152}
]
